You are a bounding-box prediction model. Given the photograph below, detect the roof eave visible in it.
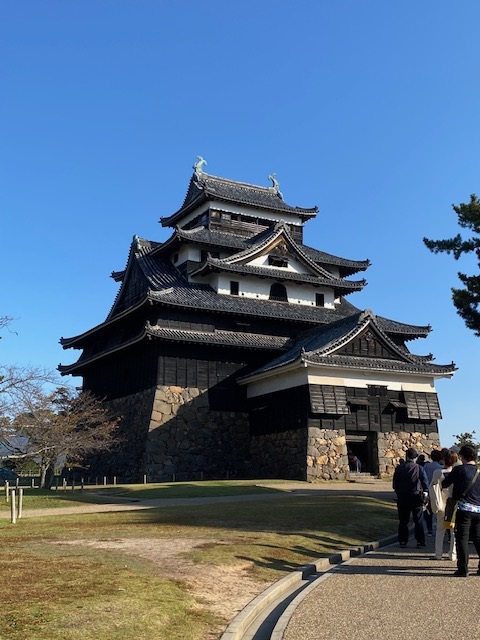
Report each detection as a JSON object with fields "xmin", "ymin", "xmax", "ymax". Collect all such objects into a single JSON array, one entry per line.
[{"xmin": 60, "ymin": 295, "xmax": 150, "ymax": 349}]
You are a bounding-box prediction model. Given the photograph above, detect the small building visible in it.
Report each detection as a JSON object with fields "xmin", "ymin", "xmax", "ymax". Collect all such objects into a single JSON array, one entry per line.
[{"xmin": 59, "ymin": 160, "xmax": 455, "ymax": 481}]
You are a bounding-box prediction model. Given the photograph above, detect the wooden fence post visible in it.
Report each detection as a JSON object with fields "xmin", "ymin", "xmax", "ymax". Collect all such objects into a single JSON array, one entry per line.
[
  {"xmin": 17, "ymin": 488, "xmax": 23, "ymax": 519},
  {"xmin": 10, "ymin": 489, "xmax": 17, "ymax": 524}
]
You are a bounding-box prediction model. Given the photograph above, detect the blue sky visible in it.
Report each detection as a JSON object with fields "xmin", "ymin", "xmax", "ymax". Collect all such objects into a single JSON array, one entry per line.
[{"xmin": 1, "ymin": 1, "xmax": 479, "ymax": 448}]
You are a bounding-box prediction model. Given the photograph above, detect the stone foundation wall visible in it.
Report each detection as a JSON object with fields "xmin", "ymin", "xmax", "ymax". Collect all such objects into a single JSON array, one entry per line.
[
  {"xmin": 250, "ymin": 428, "xmax": 307, "ymax": 480},
  {"xmin": 96, "ymin": 386, "xmax": 157, "ymax": 480},
  {"xmin": 377, "ymin": 430, "xmax": 442, "ymax": 476},
  {"xmin": 94, "ymin": 388, "xmax": 444, "ymax": 483},
  {"xmin": 145, "ymin": 385, "xmax": 250, "ymax": 481},
  {"xmin": 306, "ymin": 427, "xmax": 349, "ymax": 481}
]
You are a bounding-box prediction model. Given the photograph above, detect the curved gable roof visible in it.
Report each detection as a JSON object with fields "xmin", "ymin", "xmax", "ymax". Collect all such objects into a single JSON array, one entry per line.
[
  {"xmin": 161, "ymin": 171, "xmax": 318, "ymax": 227},
  {"xmin": 240, "ymin": 309, "xmax": 456, "ymax": 381},
  {"xmin": 189, "ymin": 224, "xmax": 366, "ymax": 290}
]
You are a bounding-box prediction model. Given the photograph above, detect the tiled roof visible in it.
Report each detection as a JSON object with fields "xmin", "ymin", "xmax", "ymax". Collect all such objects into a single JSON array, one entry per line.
[
  {"xmin": 161, "ymin": 171, "xmax": 318, "ymax": 227},
  {"xmin": 175, "ymin": 226, "xmax": 250, "ymax": 250},
  {"xmin": 300, "ymin": 245, "xmax": 370, "ymax": 276},
  {"xmin": 145, "ymin": 324, "xmax": 292, "ymax": 350},
  {"xmin": 163, "ymin": 226, "xmax": 370, "ymax": 276},
  {"xmin": 303, "ymin": 354, "xmax": 455, "ymax": 376},
  {"xmin": 216, "ymin": 223, "xmax": 344, "ymax": 279},
  {"xmin": 61, "ymin": 246, "xmax": 430, "ymax": 351},
  {"xmin": 241, "ymin": 310, "xmax": 456, "ymax": 380},
  {"xmin": 148, "ymin": 283, "xmax": 360, "ymax": 324},
  {"xmin": 59, "ymin": 321, "xmax": 292, "ymax": 373},
  {"xmin": 376, "ymin": 316, "xmax": 431, "ymax": 337},
  {"xmin": 133, "ymin": 247, "xmax": 363, "ymax": 325},
  {"xmin": 171, "ymin": 224, "xmax": 367, "ymax": 294},
  {"xmin": 190, "ymin": 257, "xmax": 365, "ymax": 293}
]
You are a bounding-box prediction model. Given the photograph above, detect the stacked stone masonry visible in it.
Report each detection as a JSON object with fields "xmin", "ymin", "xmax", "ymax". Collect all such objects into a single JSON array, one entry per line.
[
  {"xmin": 146, "ymin": 385, "xmax": 250, "ymax": 481},
  {"xmin": 101, "ymin": 388, "xmax": 442, "ymax": 482}
]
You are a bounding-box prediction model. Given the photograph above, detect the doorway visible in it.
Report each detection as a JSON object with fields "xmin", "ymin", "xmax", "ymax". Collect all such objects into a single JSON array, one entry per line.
[{"xmin": 346, "ymin": 433, "xmax": 378, "ymax": 475}]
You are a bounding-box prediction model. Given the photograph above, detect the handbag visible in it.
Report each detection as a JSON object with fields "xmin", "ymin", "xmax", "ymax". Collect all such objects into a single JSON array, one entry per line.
[
  {"xmin": 443, "ymin": 497, "xmax": 458, "ymax": 529},
  {"xmin": 443, "ymin": 468, "xmax": 480, "ymax": 529}
]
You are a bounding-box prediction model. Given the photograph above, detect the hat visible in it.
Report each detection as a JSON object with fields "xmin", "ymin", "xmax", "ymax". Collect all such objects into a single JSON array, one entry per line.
[
  {"xmin": 450, "ymin": 445, "xmax": 460, "ymax": 453},
  {"xmin": 405, "ymin": 447, "xmax": 418, "ymax": 460}
]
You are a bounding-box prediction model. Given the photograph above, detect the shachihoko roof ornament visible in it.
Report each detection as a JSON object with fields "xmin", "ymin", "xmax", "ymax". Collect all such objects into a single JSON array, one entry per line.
[
  {"xmin": 193, "ymin": 155, "xmax": 207, "ymax": 178},
  {"xmin": 268, "ymin": 172, "xmax": 283, "ymax": 199}
]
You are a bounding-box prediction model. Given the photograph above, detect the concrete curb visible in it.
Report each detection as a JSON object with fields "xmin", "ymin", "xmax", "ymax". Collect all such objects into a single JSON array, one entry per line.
[{"xmin": 220, "ymin": 532, "xmax": 398, "ymax": 640}]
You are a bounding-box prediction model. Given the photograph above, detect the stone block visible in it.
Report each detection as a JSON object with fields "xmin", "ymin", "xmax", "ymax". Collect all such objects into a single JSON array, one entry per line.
[
  {"xmin": 169, "ymin": 386, "xmax": 183, "ymax": 394},
  {"xmin": 153, "ymin": 400, "xmax": 172, "ymax": 415}
]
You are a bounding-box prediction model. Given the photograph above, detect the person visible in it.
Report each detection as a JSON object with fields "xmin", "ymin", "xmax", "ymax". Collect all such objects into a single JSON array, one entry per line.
[
  {"xmin": 348, "ymin": 450, "xmax": 361, "ymax": 472},
  {"xmin": 393, "ymin": 447, "xmax": 429, "ymax": 548},
  {"xmin": 429, "ymin": 449, "xmax": 458, "ymax": 561},
  {"xmin": 442, "ymin": 444, "xmax": 480, "ymax": 577},
  {"xmin": 423, "ymin": 449, "xmax": 444, "ymax": 536},
  {"xmin": 449, "ymin": 445, "xmax": 462, "ymax": 467}
]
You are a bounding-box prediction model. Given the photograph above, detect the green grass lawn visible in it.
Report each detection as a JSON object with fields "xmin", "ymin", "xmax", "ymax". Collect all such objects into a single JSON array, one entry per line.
[
  {"xmin": 0, "ymin": 479, "xmax": 284, "ymax": 511},
  {"xmin": 0, "ymin": 482, "xmax": 398, "ymax": 640}
]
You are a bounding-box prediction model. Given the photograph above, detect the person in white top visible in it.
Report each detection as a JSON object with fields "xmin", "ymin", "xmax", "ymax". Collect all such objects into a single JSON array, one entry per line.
[{"xmin": 429, "ymin": 449, "xmax": 458, "ymax": 561}]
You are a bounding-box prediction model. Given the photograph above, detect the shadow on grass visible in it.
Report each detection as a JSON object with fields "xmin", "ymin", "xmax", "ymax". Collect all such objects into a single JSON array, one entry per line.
[
  {"xmin": 84, "ymin": 481, "xmax": 284, "ymax": 500},
  {"xmin": 1, "ymin": 493, "xmax": 397, "ymax": 580}
]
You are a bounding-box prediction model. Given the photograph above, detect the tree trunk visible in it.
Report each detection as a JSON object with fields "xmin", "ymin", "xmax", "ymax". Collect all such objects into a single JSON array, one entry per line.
[{"xmin": 39, "ymin": 464, "xmax": 48, "ymax": 489}]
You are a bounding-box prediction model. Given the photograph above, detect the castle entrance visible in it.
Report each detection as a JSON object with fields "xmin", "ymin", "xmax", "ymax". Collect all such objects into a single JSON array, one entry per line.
[{"xmin": 346, "ymin": 433, "xmax": 378, "ymax": 475}]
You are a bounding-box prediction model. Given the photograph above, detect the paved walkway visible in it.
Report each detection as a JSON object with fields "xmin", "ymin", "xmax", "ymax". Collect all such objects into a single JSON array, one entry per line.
[{"xmin": 282, "ymin": 534, "xmax": 479, "ymax": 640}]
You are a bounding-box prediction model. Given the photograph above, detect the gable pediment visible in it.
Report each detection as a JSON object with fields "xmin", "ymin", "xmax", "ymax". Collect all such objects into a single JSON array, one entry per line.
[
  {"xmin": 226, "ymin": 227, "xmax": 335, "ymax": 279},
  {"xmin": 336, "ymin": 327, "xmax": 403, "ymax": 360}
]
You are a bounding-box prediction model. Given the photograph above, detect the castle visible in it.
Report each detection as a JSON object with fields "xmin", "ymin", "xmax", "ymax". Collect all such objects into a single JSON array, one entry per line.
[{"xmin": 60, "ymin": 160, "xmax": 455, "ymax": 481}]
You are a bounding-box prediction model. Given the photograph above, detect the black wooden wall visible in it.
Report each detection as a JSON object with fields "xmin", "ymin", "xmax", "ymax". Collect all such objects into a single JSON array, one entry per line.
[{"xmin": 249, "ymin": 384, "xmax": 439, "ymax": 436}]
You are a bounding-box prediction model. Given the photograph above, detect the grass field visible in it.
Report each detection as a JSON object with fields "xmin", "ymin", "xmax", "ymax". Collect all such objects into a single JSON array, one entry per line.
[
  {"xmin": 0, "ymin": 481, "xmax": 397, "ymax": 640},
  {"xmin": 1, "ymin": 479, "xmax": 280, "ymax": 511}
]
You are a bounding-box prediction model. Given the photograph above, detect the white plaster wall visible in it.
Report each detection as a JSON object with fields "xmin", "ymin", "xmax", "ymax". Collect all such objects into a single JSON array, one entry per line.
[
  {"xmin": 244, "ymin": 364, "xmax": 444, "ymax": 398},
  {"xmin": 249, "ymin": 254, "xmax": 310, "ymax": 274},
  {"xmin": 245, "ymin": 368, "xmax": 309, "ymax": 398},
  {"xmin": 174, "ymin": 245, "xmax": 201, "ymax": 264},
  {"xmin": 195, "ymin": 272, "xmax": 336, "ymax": 308}
]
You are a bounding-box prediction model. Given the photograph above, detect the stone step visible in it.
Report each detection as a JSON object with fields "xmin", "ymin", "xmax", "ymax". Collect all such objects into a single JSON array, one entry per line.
[{"xmin": 348, "ymin": 472, "xmax": 383, "ymax": 484}]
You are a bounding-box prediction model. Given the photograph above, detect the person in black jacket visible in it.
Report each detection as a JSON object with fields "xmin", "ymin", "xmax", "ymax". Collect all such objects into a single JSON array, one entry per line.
[
  {"xmin": 393, "ymin": 447, "xmax": 429, "ymax": 548},
  {"xmin": 442, "ymin": 444, "xmax": 480, "ymax": 577}
]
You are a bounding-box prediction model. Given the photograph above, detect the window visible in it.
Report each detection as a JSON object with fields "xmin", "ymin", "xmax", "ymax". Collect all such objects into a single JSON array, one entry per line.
[
  {"xmin": 172, "ymin": 253, "xmax": 179, "ymax": 263},
  {"xmin": 230, "ymin": 281, "xmax": 239, "ymax": 296},
  {"xmin": 368, "ymin": 385, "xmax": 388, "ymax": 397},
  {"xmin": 403, "ymin": 391, "xmax": 442, "ymax": 420},
  {"xmin": 268, "ymin": 255, "xmax": 288, "ymax": 268},
  {"xmin": 310, "ymin": 385, "xmax": 349, "ymax": 414},
  {"xmin": 316, "ymin": 293, "xmax": 325, "ymax": 307},
  {"xmin": 269, "ymin": 282, "xmax": 288, "ymax": 302}
]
